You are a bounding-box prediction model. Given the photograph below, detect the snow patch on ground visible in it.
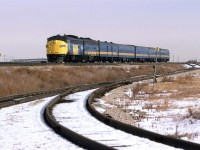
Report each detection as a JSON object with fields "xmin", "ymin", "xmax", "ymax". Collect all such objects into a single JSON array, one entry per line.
[
  {"xmin": 184, "ymin": 64, "xmax": 192, "ymax": 69},
  {"xmin": 187, "ymin": 64, "xmax": 200, "ymax": 68},
  {"xmin": 99, "ymin": 86, "xmax": 200, "ymax": 144},
  {"xmin": 128, "ymin": 98, "xmax": 200, "ymax": 143},
  {"xmin": 0, "ymin": 95, "xmax": 81, "ymax": 150},
  {"xmin": 125, "ymin": 88, "xmax": 133, "ymax": 98}
]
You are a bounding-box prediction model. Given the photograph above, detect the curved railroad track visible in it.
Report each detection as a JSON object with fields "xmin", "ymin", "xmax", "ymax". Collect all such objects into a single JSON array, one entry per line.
[
  {"xmin": 0, "ymin": 84, "xmax": 103, "ymax": 109},
  {"xmin": 0, "ymin": 86, "xmax": 70, "ymax": 109},
  {"xmin": 46, "ymin": 89, "xmax": 179, "ymax": 150},
  {"xmin": 0, "ymin": 65, "xmax": 199, "ymax": 149},
  {"xmin": 43, "ymin": 67, "xmax": 200, "ymax": 150}
]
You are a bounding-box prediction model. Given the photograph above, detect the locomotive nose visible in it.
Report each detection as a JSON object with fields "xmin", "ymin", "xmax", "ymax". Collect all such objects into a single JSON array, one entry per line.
[{"xmin": 46, "ymin": 40, "xmax": 68, "ymax": 63}]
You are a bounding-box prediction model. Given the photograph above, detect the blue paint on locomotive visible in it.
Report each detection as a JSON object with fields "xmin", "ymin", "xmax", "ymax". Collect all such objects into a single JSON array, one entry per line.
[
  {"xmin": 136, "ymin": 46, "xmax": 150, "ymax": 58},
  {"xmin": 118, "ymin": 44, "xmax": 135, "ymax": 58},
  {"xmin": 84, "ymin": 40, "xmax": 99, "ymax": 56}
]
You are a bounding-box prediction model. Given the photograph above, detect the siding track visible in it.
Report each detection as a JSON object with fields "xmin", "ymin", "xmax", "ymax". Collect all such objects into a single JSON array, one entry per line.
[{"xmin": 43, "ymin": 67, "xmax": 200, "ymax": 150}]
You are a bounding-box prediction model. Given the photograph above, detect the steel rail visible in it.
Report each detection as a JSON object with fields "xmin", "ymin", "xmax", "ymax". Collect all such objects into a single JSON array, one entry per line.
[{"xmin": 43, "ymin": 67, "xmax": 199, "ymax": 149}]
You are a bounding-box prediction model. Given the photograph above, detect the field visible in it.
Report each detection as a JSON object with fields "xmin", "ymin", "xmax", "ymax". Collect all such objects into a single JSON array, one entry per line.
[
  {"xmin": 0, "ymin": 64, "xmax": 184, "ymax": 97},
  {"xmin": 93, "ymin": 69, "xmax": 200, "ymax": 143}
]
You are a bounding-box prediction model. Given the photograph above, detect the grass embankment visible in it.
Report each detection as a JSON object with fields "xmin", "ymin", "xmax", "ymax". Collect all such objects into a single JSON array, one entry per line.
[
  {"xmin": 0, "ymin": 64, "xmax": 184, "ymax": 97},
  {"xmin": 133, "ymin": 74, "xmax": 200, "ymax": 101}
]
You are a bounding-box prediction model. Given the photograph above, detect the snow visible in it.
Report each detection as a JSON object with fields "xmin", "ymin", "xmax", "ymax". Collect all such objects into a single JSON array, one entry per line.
[
  {"xmin": 0, "ymin": 95, "xmax": 81, "ymax": 150},
  {"xmin": 53, "ymin": 89, "xmax": 181, "ymax": 150},
  {"xmin": 107, "ymin": 90, "xmax": 200, "ymax": 144},
  {"xmin": 194, "ymin": 64, "xmax": 200, "ymax": 68},
  {"xmin": 93, "ymin": 98, "xmax": 114, "ymax": 108},
  {"xmin": 125, "ymin": 88, "xmax": 133, "ymax": 98},
  {"xmin": 95, "ymin": 106, "xmax": 106, "ymax": 113},
  {"xmin": 184, "ymin": 64, "xmax": 192, "ymax": 69},
  {"xmin": 186, "ymin": 64, "xmax": 200, "ymax": 68},
  {"xmin": 127, "ymin": 97, "xmax": 200, "ymax": 143}
]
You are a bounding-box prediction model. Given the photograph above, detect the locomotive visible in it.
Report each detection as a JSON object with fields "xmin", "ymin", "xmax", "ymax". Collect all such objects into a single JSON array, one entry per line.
[{"xmin": 46, "ymin": 34, "xmax": 170, "ymax": 63}]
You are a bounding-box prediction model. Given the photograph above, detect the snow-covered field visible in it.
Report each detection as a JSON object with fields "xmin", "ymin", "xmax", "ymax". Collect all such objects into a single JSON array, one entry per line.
[
  {"xmin": 126, "ymin": 96, "xmax": 200, "ymax": 143},
  {"xmin": 0, "ymin": 96, "xmax": 81, "ymax": 150},
  {"xmin": 95, "ymin": 69, "xmax": 200, "ymax": 144},
  {"xmin": 53, "ymin": 89, "xmax": 181, "ymax": 150}
]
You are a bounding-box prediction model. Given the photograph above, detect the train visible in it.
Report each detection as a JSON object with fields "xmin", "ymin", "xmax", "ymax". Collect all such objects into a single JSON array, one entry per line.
[{"xmin": 46, "ymin": 34, "xmax": 170, "ymax": 63}]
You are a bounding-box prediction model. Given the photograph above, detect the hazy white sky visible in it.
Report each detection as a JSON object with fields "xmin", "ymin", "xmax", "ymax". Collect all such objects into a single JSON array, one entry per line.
[{"xmin": 0, "ymin": 0, "xmax": 200, "ymax": 62}]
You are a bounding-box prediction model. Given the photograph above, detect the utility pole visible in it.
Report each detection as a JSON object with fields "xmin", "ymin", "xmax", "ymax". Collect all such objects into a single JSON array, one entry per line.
[
  {"xmin": 4, "ymin": 55, "xmax": 6, "ymax": 62},
  {"xmin": 153, "ymin": 47, "xmax": 159, "ymax": 91}
]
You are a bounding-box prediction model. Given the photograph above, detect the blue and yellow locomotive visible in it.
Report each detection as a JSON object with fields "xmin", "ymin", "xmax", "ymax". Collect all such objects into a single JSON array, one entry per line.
[{"xmin": 46, "ymin": 34, "xmax": 170, "ymax": 63}]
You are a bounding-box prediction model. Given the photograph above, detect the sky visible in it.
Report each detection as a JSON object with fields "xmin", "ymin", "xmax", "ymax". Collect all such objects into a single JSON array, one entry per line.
[{"xmin": 0, "ymin": 0, "xmax": 200, "ymax": 62}]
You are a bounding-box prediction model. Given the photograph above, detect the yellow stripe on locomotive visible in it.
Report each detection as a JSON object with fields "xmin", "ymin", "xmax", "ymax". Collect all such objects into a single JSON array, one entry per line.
[{"xmin": 73, "ymin": 45, "xmax": 79, "ymax": 55}]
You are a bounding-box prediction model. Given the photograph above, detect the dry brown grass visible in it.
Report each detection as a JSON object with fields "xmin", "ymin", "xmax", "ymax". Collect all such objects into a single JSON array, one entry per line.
[
  {"xmin": 186, "ymin": 108, "xmax": 200, "ymax": 119},
  {"xmin": 0, "ymin": 64, "xmax": 184, "ymax": 97},
  {"xmin": 132, "ymin": 73, "xmax": 200, "ymax": 101},
  {"xmin": 142, "ymin": 99, "xmax": 170, "ymax": 111},
  {"xmin": 161, "ymin": 76, "xmax": 174, "ymax": 82},
  {"xmin": 155, "ymin": 99, "xmax": 170, "ymax": 111},
  {"xmin": 169, "ymin": 126, "xmax": 198, "ymax": 140},
  {"xmin": 156, "ymin": 64, "xmax": 185, "ymax": 74}
]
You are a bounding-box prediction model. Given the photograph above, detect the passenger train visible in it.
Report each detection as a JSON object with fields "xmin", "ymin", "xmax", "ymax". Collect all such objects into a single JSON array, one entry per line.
[{"xmin": 46, "ymin": 34, "xmax": 170, "ymax": 63}]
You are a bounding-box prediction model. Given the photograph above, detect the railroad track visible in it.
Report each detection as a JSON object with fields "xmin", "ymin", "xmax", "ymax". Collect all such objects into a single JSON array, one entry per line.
[
  {"xmin": 0, "ymin": 84, "xmax": 101, "ymax": 109},
  {"xmin": 0, "ymin": 61, "xmax": 186, "ymax": 67},
  {"xmin": 0, "ymin": 66, "xmax": 199, "ymax": 149},
  {"xmin": 1, "ymin": 64, "xmax": 194, "ymax": 109},
  {"xmin": 0, "ymin": 86, "xmax": 69, "ymax": 109},
  {"xmin": 47, "ymin": 89, "xmax": 178, "ymax": 150},
  {"xmin": 43, "ymin": 67, "xmax": 200, "ymax": 150}
]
